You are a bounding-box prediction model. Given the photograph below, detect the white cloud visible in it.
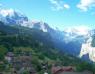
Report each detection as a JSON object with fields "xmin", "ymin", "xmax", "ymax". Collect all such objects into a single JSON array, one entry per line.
[
  {"xmin": 49, "ymin": 0, "xmax": 63, "ymax": 11},
  {"xmin": 64, "ymin": 4, "xmax": 70, "ymax": 9},
  {"xmin": 77, "ymin": 0, "xmax": 95, "ymax": 11},
  {"xmin": 49, "ymin": 0, "xmax": 70, "ymax": 11}
]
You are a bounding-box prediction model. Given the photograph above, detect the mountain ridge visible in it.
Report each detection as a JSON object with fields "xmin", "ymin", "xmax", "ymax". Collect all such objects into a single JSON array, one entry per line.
[{"xmin": 0, "ymin": 9, "xmax": 95, "ymax": 62}]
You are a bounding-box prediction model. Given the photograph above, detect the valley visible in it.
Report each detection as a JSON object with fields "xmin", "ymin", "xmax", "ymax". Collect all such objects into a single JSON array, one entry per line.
[{"xmin": 0, "ymin": 9, "xmax": 95, "ymax": 74}]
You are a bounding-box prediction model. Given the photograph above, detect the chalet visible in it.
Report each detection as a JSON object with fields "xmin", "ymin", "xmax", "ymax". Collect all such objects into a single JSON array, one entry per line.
[
  {"xmin": 51, "ymin": 66, "xmax": 92, "ymax": 74},
  {"xmin": 51, "ymin": 66, "xmax": 74, "ymax": 74}
]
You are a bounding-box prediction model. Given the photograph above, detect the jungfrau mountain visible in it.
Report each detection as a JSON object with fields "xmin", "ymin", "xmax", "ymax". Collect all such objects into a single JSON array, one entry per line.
[{"xmin": 0, "ymin": 9, "xmax": 95, "ymax": 62}]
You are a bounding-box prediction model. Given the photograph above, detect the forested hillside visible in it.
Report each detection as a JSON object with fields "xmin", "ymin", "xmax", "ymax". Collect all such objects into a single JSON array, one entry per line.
[{"xmin": 0, "ymin": 21, "xmax": 95, "ymax": 74}]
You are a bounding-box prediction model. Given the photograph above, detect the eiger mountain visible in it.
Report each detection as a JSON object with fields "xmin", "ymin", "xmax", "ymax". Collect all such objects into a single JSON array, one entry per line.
[{"xmin": 0, "ymin": 9, "xmax": 95, "ymax": 62}]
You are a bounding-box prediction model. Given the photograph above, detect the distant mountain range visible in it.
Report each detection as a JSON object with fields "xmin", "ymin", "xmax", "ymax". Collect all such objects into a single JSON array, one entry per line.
[{"xmin": 0, "ymin": 9, "xmax": 95, "ymax": 62}]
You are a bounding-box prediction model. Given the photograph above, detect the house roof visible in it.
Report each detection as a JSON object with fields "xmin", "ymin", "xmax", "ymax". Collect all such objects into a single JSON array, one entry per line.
[{"xmin": 51, "ymin": 66, "xmax": 73, "ymax": 74}]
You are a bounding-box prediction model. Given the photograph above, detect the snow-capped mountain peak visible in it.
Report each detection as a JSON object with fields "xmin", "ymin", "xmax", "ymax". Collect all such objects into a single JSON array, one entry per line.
[
  {"xmin": 0, "ymin": 9, "xmax": 51, "ymax": 32},
  {"xmin": 0, "ymin": 9, "xmax": 15, "ymax": 17},
  {"xmin": 21, "ymin": 20, "xmax": 51, "ymax": 32},
  {"xmin": 0, "ymin": 9, "xmax": 26, "ymax": 17},
  {"xmin": 0, "ymin": 9, "xmax": 28, "ymax": 25},
  {"xmin": 30, "ymin": 21, "xmax": 49, "ymax": 32}
]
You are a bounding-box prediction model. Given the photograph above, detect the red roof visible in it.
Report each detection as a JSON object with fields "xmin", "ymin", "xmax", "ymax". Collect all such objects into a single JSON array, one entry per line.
[{"xmin": 51, "ymin": 66, "xmax": 73, "ymax": 74}]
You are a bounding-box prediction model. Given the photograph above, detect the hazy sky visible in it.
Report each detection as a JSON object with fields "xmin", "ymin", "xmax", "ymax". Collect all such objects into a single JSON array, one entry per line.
[{"xmin": 0, "ymin": 0, "xmax": 95, "ymax": 29}]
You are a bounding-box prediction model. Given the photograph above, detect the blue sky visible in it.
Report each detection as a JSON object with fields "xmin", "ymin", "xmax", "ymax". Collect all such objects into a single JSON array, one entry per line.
[{"xmin": 0, "ymin": 0, "xmax": 95, "ymax": 29}]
